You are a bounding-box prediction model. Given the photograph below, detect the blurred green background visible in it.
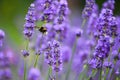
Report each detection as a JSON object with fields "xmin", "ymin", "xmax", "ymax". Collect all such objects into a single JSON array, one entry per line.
[{"xmin": 0, "ymin": 0, "xmax": 120, "ymax": 48}]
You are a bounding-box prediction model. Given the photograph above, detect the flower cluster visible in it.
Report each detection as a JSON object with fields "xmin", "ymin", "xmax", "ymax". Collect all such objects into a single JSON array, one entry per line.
[
  {"xmin": 0, "ymin": 30, "xmax": 5, "ymax": 47},
  {"xmin": 19, "ymin": 0, "xmax": 120, "ymax": 80},
  {"xmin": 23, "ymin": 3, "xmax": 36, "ymax": 38},
  {"xmin": 94, "ymin": 36, "xmax": 111, "ymax": 59},
  {"xmin": 82, "ymin": 0, "xmax": 96, "ymax": 18},
  {"xmin": 0, "ymin": 30, "xmax": 12, "ymax": 80},
  {"xmin": 28, "ymin": 68, "xmax": 41, "ymax": 80},
  {"xmin": 0, "ymin": 52, "xmax": 12, "ymax": 80},
  {"xmin": 103, "ymin": 0, "xmax": 115, "ymax": 10},
  {"xmin": 44, "ymin": 40, "xmax": 62, "ymax": 72}
]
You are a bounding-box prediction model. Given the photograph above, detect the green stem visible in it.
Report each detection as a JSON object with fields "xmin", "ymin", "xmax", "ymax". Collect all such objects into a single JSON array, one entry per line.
[
  {"xmin": 24, "ymin": 58, "xmax": 27, "ymax": 80},
  {"xmin": 65, "ymin": 38, "xmax": 78, "ymax": 80},
  {"xmin": 26, "ymin": 39, "xmax": 29, "ymax": 50},
  {"xmin": 80, "ymin": 64, "xmax": 87, "ymax": 80},
  {"xmin": 56, "ymin": 72, "xmax": 58, "ymax": 80},
  {"xmin": 109, "ymin": 60, "xmax": 117, "ymax": 79},
  {"xmin": 99, "ymin": 69, "xmax": 102, "ymax": 80},
  {"xmin": 81, "ymin": 19, "xmax": 86, "ymax": 28},
  {"xmin": 46, "ymin": 66, "xmax": 52, "ymax": 80},
  {"xmin": 97, "ymin": 60, "xmax": 103, "ymax": 80},
  {"xmin": 40, "ymin": 54, "xmax": 44, "ymax": 71},
  {"xmin": 104, "ymin": 68, "xmax": 109, "ymax": 80},
  {"xmin": 34, "ymin": 55, "xmax": 39, "ymax": 68},
  {"xmin": 87, "ymin": 69, "xmax": 97, "ymax": 80}
]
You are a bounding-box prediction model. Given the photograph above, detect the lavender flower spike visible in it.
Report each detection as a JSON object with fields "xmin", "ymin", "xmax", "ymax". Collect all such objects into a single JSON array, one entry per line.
[
  {"xmin": 28, "ymin": 68, "xmax": 41, "ymax": 80},
  {"xmin": 0, "ymin": 29, "xmax": 5, "ymax": 47},
  {"xmin": 103, "ymin": 0, "xmax": 115, "ymax": 10},
  {"xmin": 44, "ymin": 40, "xmax": 63, "ymax": 72},
  {"xmin": 21, "ymin": 50, "xmax": 29, "ymax": 57},
  {"xmin": 82, "ymin": 0, "xmax": 95, "ymax": 18},
  {"xmin": 23, "ymin": 3, "xmax": 36, "ymax": 38}
]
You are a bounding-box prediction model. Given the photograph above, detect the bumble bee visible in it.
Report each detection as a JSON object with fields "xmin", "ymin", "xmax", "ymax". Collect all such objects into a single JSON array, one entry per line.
[
  {"xmin": 39, "ymin": 26, "xmax": 47, "ymax": 34},
  {"xmin": 35, "ymin": 26, "xmax": 47, "ymax": 34}
]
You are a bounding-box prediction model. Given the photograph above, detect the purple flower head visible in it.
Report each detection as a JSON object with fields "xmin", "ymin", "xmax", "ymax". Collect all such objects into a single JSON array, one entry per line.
[
  {"xmin": 34, "ymin": 0, "xmax": 44, "ymax": 20},
  {"xmin": 23, "ymin": 3, "xmax": 36, "ymax": 38},
  {"xmin": 0, "ymin": 52, "xmax": 4, "ymax": 60},
  {"xmin": 97, "ymin": 8, "xmax": 113, "ymax": 35},
  {"xmin": 28, "ymin": 68, "xmax": 41, "ymax": 80},
  {"xmin": 36, "ymin": 0, "xmax": 59, "ymax": 23},
  {"xmin": 82, "ymin": 0, "xmax": 95, "ymax": 18},
  {"xmin": 58, "ymin": 0, "xmax": 70, "ymax": 16},
  {"xmin": 40, "ymin": 8, "xmax": 55, "ymax": 23},
  {"xmin": 111, "ymin": 50, "xmax": 120, "ymax": 60},
  {"xmin": 54, "ymin": 0, "xmax": 70, "ymax": 25},
  {"xmin": 45, "ymin": 23, "xmax": 56, "ymax": 40},
  {"xmin": 0, "ymin": 51, "xmax": 12, "ymax": 80},
  {"xmin": 72, "ymin": 50, "xmax": 88, "ymax": 73},
  {"xmin": 0, "ymin": 52, "xmax": 10, "ymax": 68},
  {"xmin": 44, "ymin": 41, "xmax": 54, "ymax": 66},
  {"xmin": 44, "ymin": 40, "xmax": 62, "ymax": 72},
  {"xmin": 0, "ymin": 29, "xmax": 5, "ymax": 47},
  {"xmin": 94, "ymin": 36, "xmax": 110, "ymax": 59},
  {"xmin": 86, "ymin": 39, "xmax": 95, "ymax": 50},
  {"xmin": 112, "ymin": 35, "xmax": 120, "ymax": 51},
  {"xmin": 87, "ymin": 12, "xmax": 98, "ymax": 35},
  {"xmin": 52, "ymin": 40, "xmax": 62, "ymax": 72},
  {"xmin": 53, "ymin": 23, "xmax": 69, "ymax": 41},
  {"xmin": 61, "ymin": 46, "xmax": 71, "ymax": 63},
  {"xmin": 75, "ymin": 29, "xmax": 83, "ymax": 38},
  {"xmin": 89, "ymin": 58, "xmax": 102, "ymax": 69},
  {"xmin": 114, "ymin": 60, "xmax": 120, "ymax": 75},
  {"xmin": 35, "ymin": 49, "xmax": 43, "ymax": 55},
  {"xmin": 103, "ymin": 0, "xmax": 115, "ymax": 10},
  {"xmin": 109, "ymin": 17, "xmax": 118, "ymax": 37},
  {"xmin": 0, "ymin": 68, "xmax": 12, "ymax": 80},
  {"xmin": 103, "ymin": 61, "xmax": 113, "ymax": 69},
  {"xmin": 21, "ymin": 50, "xmax": 29, "ymax": 57}
]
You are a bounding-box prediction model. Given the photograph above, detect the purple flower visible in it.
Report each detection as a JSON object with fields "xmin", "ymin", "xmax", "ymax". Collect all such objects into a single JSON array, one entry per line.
[
  {"xmin": 35, "ymin": 0, "xmax": 59, "ymax": 23},
  {"xmin": 87, "ymin": 12, "xmax": 98, "ymax": 35},
  {"xmin": 0, "ymin": 29, "xmax": 5, "ymax": 47},
  {"xmin": 23, "ymin": 3, "xmax": 36, "ymax": 38},
  {"xmin": 111, "ymin": 50, "xmax": 120, "ymax": 60},
  {"xmin": 44, "ymin": 40, "xmax": 62, "ymax": 72},
  {"xmin": 53, "ymin": 23, "xmax": 69, "ymax": 41},
  {"xmin": 28, "ymin": 68, "xmax": 41, "ymax": 80},
  {"xmin": 21, "ymin": 50, "xmax": 29, "ymax": 57},
  {"xmin": 44, "ymin": 41, "xmax": 54, "ymax": 66},
  {"xmin": 0, "ymin": 52, "xmax": 10, "ymax": 68},
  {"xmin": 89, "ymin": 58, "xmax": 102, "ymax": 69},
  {"xmin": 34, "ymin": 0, "xmax": 44, "ymax": 20},
  {"xmin": 75, "ymin": 29, "xmax": 83, "ymax": 38},
  {"xmin": 72, "ymin": 50, "xmax": 88, "ymax": 73},
  {"xmin": 82, "ymin": 0, "xmax": 96, "ymax": 18},
  {"xmin": 54, "ymin": 0, "xmax": 70, "ymax": 24},
  {"xmin": 40, "ymin": 8, "xmax": 55, "ymax": 22},
  {"xmin": 97, "ymin": 9, "xmax": 112, "ymax": 36},
  {"xmin": 103, "ymin": 61, "xmax": 113, "ymax": 69},
  {"xmin": 0, "ymin": 51, "xmax": 12, "ymax": 80},
  {"xmin": 94, "ymin": 36, "xmax": 110, "ymax": 59},
  {"xmin": 61, "ymin": 46, "xmax": 71, "ymax": 63},
  {"xmin": 0, "ymin": 69, "xmax": 12, "ymax": 80},
  {"xmin": 103, "ymin": 0, "xmax": 115, "ymax": 10}
]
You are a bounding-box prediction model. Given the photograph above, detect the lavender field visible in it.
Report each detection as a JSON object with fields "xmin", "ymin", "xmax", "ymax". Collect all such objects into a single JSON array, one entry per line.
[{"xmin": 0, "ymin": 0, "xmax": 120, "ymax": 80}]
